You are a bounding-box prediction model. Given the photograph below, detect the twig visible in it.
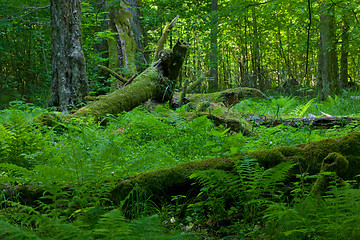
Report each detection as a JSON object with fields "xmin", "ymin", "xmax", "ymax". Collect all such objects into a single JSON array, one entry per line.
[{"xmin": 97, "ymin": 65, "xmax": 127, "ymax": 83}]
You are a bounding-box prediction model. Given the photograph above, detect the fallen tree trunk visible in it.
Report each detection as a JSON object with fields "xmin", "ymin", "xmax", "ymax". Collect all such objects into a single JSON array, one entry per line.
[
  {"xmin": 110, "ymin": 131, "xmax": 360, "ymax": 204},
  {"xmin": 253, "ymin": 116, "xmax": 360, "ymax": 129},
  {"xmin": 3, "ymin": 132, "xmax": 360, "ymax": 208},
  {"xmin": 73, "ymin": 38, "xmax": 188, "ymax": 118},
  {"xmin": 173, "ymin": 87, "xmax": 269, "ymax": 108}
]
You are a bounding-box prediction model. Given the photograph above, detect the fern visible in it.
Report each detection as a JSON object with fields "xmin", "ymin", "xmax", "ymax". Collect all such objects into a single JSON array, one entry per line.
[
  {"xmin": 291, "ymin": 98, "xmax": 315, "ymax": 118},
  {"xmin": 0, "ymin": 219, "xmax": 42, "ymax": 240},
  {"xmin": 190, "ymin": 156, "xmax": 296, "ymax": 225},
  {"xmin": 264, "ymin": 177, "xmax": 360, "ymax": 239}
]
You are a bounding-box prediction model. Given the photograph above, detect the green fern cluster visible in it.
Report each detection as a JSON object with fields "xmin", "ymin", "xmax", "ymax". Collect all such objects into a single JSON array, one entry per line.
[
  {"xmin": 189, "ymin": 156, "xmax": 296, "ymax": 234},
  {"xmin": 0, "ymin": 205, "xmax": 200, "ymax": 239},
  {"xmin": 264, "ymin": 174, "xmax": 360, "ymax": 240},
  {"xmin": 0, "ymin": 107, "xmax": 49, "ymax": 168}
]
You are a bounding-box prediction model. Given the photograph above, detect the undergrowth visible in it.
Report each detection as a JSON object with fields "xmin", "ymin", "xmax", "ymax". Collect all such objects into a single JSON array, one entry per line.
[{"xmin": 1, "ymin": 92, "xmax": 360, "ymax": 239}]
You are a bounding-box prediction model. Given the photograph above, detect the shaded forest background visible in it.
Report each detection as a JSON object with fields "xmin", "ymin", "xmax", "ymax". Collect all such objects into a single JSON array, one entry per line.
[{"xmin": 1, "ymin": 0, "xmax": 360, "ymax": 108}]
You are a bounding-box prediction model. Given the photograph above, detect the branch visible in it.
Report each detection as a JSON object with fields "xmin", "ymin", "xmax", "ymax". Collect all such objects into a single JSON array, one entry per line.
[
  {"xmin": 0, "ymin": 5, "xmax": 50, "ymax": 23},
  {"xmin": 97, "ymin": 65, "xmax": 127, "ymax": 83}
]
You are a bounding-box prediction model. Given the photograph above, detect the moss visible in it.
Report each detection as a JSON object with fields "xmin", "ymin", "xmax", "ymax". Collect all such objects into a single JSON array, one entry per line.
[
  {"xmin": 278, "ymin": 145, "xmax": 303, "ymax": 158},
  {"xmin": 336, "ymin": 132, "xmax": 360, "ymax": 155},
  {"xmin": 110, "ymin": 132, "xmax": 360, "ymax": 207},
  {"xmin": 110, "ymin": 156, "xmax": 235, "ymax": 204},
  {"xmin": 250, "ymin": 148, "xmax": 285, "ymax": 168},
  {"xmin": 73, "ymin": 67, "xmax": 159, "ymax": 118},
  {"xmin": 197, "ymin": 101, "xmax": 211, "ymax": 112},
  {"xmin": 322, "ymin": 152, "xmax": 349, "ymax": 174}
]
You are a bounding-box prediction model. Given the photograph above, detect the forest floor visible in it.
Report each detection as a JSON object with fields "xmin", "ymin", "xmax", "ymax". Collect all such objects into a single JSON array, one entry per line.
[{"xmin": 1, "ymin": 91, "xmax": 360, "ymax": 239}]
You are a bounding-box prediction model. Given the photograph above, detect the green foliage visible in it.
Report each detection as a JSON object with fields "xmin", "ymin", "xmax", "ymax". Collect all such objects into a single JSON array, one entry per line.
[
  {"xmin": 189, "ymin": 157, "xmax": 296, "ymax": 234},
  {"xmin": 290, "ymin": 98, "xmax": 315, "ymax": 118},
  {"xmin": 1, "ymin": 99, "xmax": 360, "ymax": 239},
  {"xmin": 0, "ymin": 102, "xmax": 50, "ymax": 168},
  {"xmin": 264, "ymin": 177, "xmax": 360, "ymax": 239}
]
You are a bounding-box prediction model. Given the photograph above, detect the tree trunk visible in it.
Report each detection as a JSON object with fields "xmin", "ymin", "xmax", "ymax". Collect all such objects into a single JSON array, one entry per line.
[
  {"xmin": 251, "ymin": 6, "xmax": 263, "ymax": 90},
  {"xmin": 126, "ymin": 0, "xmax": 149, "ymax": 70},
  {"xmin": 48, "ymin": 0, "xmax": 88, "ymax": 113},
  {"xmin": 108, "ymin": 0, "xmax": 147, "ymax": 91},
  {"xmin": 340, "ymin": 15, "xmax": 350, "ymax": 88},
  {"xmin": 73, "ymin": 39, "xmax": 188, "ymax": 118},
  {"xmin": 318, "ymin": 1, "xmax": 338, "ymax": 100},
  {"xmin": 209, "ymin": 0, "xmax": 219, "ymax": 92}
]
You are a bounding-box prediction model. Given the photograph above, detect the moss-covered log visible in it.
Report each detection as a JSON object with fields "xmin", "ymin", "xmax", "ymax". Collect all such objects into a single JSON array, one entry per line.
[
  {"xmin": 181, "ymin": 101, "xmax": 256, "ymax": 136},
  {"xmin": 175, "ymin": 87, "xmax": 269, "ymax": 107},
  {"xmin": 73, "ymin": 39, "xmax": 188, "ymax": 118},
  {"xmin": 255, "ymin": 115, "xmax": 360, "ymax": 129},
  {"xmin": 110, "ymin": 131, "xmax": 360, "ymax": 204}
]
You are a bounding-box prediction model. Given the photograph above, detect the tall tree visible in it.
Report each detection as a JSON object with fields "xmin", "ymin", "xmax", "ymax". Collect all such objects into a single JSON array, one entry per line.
[
  {"xmin": 251, "ymin": 4, "xmax": 262, "ymax": 90},
  {"xmin": 209, "ymin": 0, "xmax": 219, "ymax": 92},
  {"xmin": 48, "ymin": 0, "xmax": 88, "ymax": 112},
  {"xmin": 318, "ymin": 1, "xmax": 338, "ymax": 100},
  {"xmin": 340, "ymin": 14, "xmax": 350, "ymax": 88}
]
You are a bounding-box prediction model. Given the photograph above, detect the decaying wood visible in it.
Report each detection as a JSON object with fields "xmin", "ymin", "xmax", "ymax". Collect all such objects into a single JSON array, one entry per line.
[
  {"xmin": 73, "ymin": 38, "xmax": 188, "ymax": 118},
  {"xmin": 153, "ymin": 15, "xmax": 179, "ymax": 61},
  {"xmin": 3, "ymin": 132, "xmax": 360, "ymax": 209},
  {"xmin": 252, "ymin": 116, "xmax": 360, "ymax": 129},
  {"xmin": 174, "ymin": 87, "xmax": 269, "ymax": 107},
  {"xmin": 110, "ymin": 132, "xmax": 360, "ymax": 204}
]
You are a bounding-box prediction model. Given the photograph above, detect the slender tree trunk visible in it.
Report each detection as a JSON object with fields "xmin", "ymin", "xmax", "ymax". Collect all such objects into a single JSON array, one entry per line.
[
  {"xmin": 209, "ymin": 0, "xmax": 218, "ymax": 92},
  {"xmin": 49, "ymin": 0, "xmax": 88, "ymax": 113},
  {"xmin": 304, "ymin": 0, "xmax": 312, "ymax": 84},
  {"xmin": 318, "ymin": 1, "xmax": 338, "ymax": 100},
  {"xmin": 127, "ymin": 0, "xmax": 149, "ymax": 70},
  {"xmin": 251, "ymin": 6, "xmax": 262, "ymax": 90},
  {"xmin": 340, "ymin": 15, "xmax": 349, "ymax": 88}
]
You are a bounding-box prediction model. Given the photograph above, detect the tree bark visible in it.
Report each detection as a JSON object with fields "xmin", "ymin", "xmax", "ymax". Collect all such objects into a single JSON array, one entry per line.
[
  {"xmin": 254, "ymin": 116, "xmax": 359, "ymax": 129},
  {"xmin": 48, "ymin": 0, "xmax": 88, "ymax": 113},
  {"xmin": 251, "ymin": 5, "xmax": 263, "ymax": 90},
  {"xmin": 108, "ymin": 0, "xmax": 147, "ymax": 91},
  {"xmin": 340, "ymin": 15, "xmax": 350, "ymax": 88},
  {"xmin": 318, "ymin": 1, "xmax": 339, "ymax": 100},
  {"xmin": 209, "ymin": 0, "xmax": 219, "ymax": 92}
]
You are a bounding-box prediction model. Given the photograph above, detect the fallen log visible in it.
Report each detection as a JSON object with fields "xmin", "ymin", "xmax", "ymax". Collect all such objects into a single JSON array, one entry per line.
[
  {"xmin": 110, "ymin": 131, "xmax": 360, "ymax": 204},
  {"xmin": 3, "ymin": 132, "xmax": 360, "ymax": 209},
  {"xmin": 173, "ymin": 87, "xmax": 269, "ymax": 108},
  {"xmin": 249, "ymin": 115, "xmax": 360, "ymax": 129},
  {"xmin": 73, "ymin": 38, "xmax": 188, "ymax": 118}
]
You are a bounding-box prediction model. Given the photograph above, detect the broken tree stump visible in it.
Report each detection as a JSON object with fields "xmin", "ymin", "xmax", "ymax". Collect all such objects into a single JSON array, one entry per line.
[{"xmin": 73, "ymin": 39, "xmax": 189, "ymax": 118}]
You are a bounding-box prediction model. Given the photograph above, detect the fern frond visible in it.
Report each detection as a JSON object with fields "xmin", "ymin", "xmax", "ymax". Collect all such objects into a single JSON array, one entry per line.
[
  {"xmin": 190, "ymin": 169, "xmax": 239, "ymax": 193},
  {"xmin": 0, "ymin": 219, "xmax": 42, "ymax": 240},
  {"xmin": 93, "ymin": 209, "xmax": 131, "ymax": 238},
  {"xmin": 260, "ymin": 161, "xmax": 297, "ymax": 190},
  {"xmin": 291, "ymin": 98, "xmax": 315, "ymax": 118},
  {"xmin": 52, "ymin": 222, "xmax": 91, "ymax": 240}
]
